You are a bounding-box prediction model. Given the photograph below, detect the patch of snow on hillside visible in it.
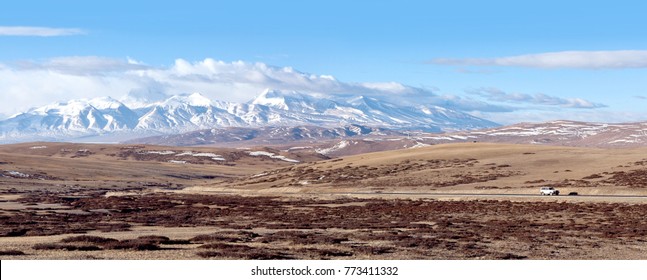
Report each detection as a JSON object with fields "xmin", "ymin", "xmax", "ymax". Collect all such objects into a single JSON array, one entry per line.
[
  {"xmin": 315, "ymin": 140, "xmax": 350, "ymax": 155},
  {"xmin": 6, "ymin": 171, "xmax": 30, "ymax": 178},
  {"xmin": 422, "ymin": 136, "xmax": 455, "ymax": 141},
  {"xmin": 409, "ymin": 142, "xmax": 431, "ymax": 149},
  {"xmin": 141, "ymin": 150, "xmax": 176, "ymax": 155},
  {"xmin": 287, "ymin": 146, "xmax": 313, "ymax": 151},
  {"xmin": 251, "ymin": 172, "xmax": 268, "ymax": 178},
  {"xmin": 30, "ymin": 146, "xmax": 47, "ymax": 149},
  {"xmin": 608, "ymin": 139, "xmax": 635, "ymax": 144},
  {"xmin": 248, "ymin": 151, "xmax": 299, "ymax": 163},
  {"xmin": 193, "ymin": 152, "xmax": 221, "ymax": 157},
  {"xmin": 176, "ymin": 151, "xmax": 225, "ymax": 160}
]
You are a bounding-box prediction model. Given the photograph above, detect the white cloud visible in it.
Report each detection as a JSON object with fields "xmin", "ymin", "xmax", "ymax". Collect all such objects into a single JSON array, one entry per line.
[
  {"xmin": 360, "ymin": 82, "xmax": 409, "ymax": 93},
  {"xmin": 0, "ymin": 26, "xmax": 85, "ymax": 37},
  {"xmin": 132, "ymin": 58, "xmax": 434, "ymax": 103},
  {"xmin": 0, "ymin": 57, "xmax": 434, "ymax": 115},
  {"xmin": 428, "ymin": 94, "xmax": 514, "ymax": 113},
  {"xmin": 15, "ymin": 56, "xmax": 149, "ymax": 75},
  {"xmin": 432, "ymin": 50, "xmax": 647, "ymax": 69},
  {"xmin": 0, "ymin": 66, "xmax": 141, "ymax": 116},
  {"xmin": 0, "ymin": 56, "xmax": 615, "ymax": 124},
  {"xmin": 467, "ymin": 87, "xmax": 606, "ymax": 109}
]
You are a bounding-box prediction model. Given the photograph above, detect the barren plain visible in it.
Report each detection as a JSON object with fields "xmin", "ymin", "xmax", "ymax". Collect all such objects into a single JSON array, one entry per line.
[{"xmin": 1, "ymin": 142, "xmax": 646, "ymax": 259}]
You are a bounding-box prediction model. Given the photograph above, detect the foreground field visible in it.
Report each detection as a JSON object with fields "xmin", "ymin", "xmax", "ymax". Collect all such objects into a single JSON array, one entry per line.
[
  {"xmin": 1, "ymin": 193, "xmax": 646, "ymax": 259},
  {"xmin": 1, "ymin": 142, "xmax": 646, "ymax": 259}
]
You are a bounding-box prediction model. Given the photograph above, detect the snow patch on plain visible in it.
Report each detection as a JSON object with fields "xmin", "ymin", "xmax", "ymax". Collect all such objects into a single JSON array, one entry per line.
[
  {"xmin": 248, "ymin": 151, "xmax": 299, "ymax": 163},
  {"xmin": 315, "ymin": 140, "xmax": 351, "ymax": 155},
  {"xmin": 409, "ymin": 142, "xmax": 431, "ymax": 149},
  {"xmin": 141, "ymin": 150, "xmax": 176, "ymax": 155},
  {"xmin": 6, "ymin": 171, "xmax": 29, "ymax": 178},
  {"xmin": 176, "ymin": 151, "xmax": 225, "ymax": 160}
]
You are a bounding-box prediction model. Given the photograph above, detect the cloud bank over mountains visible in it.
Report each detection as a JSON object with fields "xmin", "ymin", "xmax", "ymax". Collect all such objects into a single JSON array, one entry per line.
[
  {"xmin": 0, "ymin": 56, "xmax": 606, "ymax": 124},
  {"xmin": 1, "ymin": 57, "xmax": 432, "ymax": 115}
]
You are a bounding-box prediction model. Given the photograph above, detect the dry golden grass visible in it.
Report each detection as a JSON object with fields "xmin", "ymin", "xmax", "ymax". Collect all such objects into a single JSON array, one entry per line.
[
  {"xmin": 194, "ymin": 143, "xmax": 647, "ymax": 197},
  {"xmin": 0, "ymin": 142, "xmax": 309, "ymax": 193}
]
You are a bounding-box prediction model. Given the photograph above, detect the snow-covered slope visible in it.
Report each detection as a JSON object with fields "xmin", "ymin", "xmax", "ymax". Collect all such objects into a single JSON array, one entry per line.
[
  {"xmin": 0, "ymin": 97, "xmax": 137, "ymax": 141},
  {"xmin": 248, "ymin": 89, "xmax": 497, "ymax": 130},
  {"xmin": 418, "ymin": 120, "xmax": 647, "ymax": 148},
  {"xmin": 0, "ymin": 90, "xmax": 499, "ymax": 143},
  {"xmin": 87, "ymin": 97, "xmax": 139, "ymax": 130},
  {"xmin": 124, "ymin": 124, "xmax": 401, "ymax": 146},
  {"xmin": 135, "ymin": 93, "xmax": 245, "ymax": 130}
]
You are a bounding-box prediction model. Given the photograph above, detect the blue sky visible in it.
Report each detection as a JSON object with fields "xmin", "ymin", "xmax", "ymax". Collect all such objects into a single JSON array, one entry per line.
[{"xmin": 1, "ymin": 0, "xmax": 647, "ymax": 124}]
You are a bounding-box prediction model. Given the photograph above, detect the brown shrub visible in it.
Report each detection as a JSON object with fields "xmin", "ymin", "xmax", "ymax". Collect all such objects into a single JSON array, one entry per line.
[
  {"xmin": 257, "ymin": 231, "xmax": 349, "ymax": 245},
  {"xmin": 33, "ymin": 243, "xmax": 102, "ymax": 251},
  {"xmin": 95, "ymin": 222, "xmax": 131, "ymax": 232},
  {"xmin": 352, "ymin": 246, "xmax": 393, "ymax": 255},
  {"xmin": 191, "ymin": 231, "xmax": 259, "ymax": 243},
  {"xmin": 196, "ymin": 249, "xmax": 293, "ymax": 260},
  {"xmin": 495, "ymin": 253, "xmax": 528, "ymax": 260},
  {"xmin": 103, "ymin": 239, "xmax": 161, "ymax": 251},
  {"xmin": 137, "ymin": 235, "xmax": 170, "ymax": 243},
  {"xmin": 198, "ymin": 242, "xmax": 254, "ymax": 250},
  {"xmin": 582, "ymin": 174, "xmax": 604, "ymax": 179},
  {"xmin": 61, "ymin": 235, "xmax": 117, "ymax": 244},
  {"xmin": 0, "ymin": 250, "xmax": 25, "ymax": 256}
]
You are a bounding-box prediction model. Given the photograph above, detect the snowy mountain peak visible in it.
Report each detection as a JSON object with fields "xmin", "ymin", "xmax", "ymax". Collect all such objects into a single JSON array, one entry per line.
[
  {"xmin": 251, "ymin": 89, "xmax": 337, "ymax": 113},
  {"xmin": 35, "ymin": 97, "xmax": 127, "ymax": 115},
  {"xmin": 251, "ymin": 89, "xmax": 290, "ymax": 110},
  {"xmin": 120, "ymin": 89, "xmax": 169, "ymax": 109},
  {"xmin": 183, "ymin": 92, "xmax": 213, "ymax": 107},
  {"xmin": 88, "ymin": 96, "xmax": 127, "ymax": 110},
  {"xmin": 159, "ymin": 92, "xmax": 213, "ymax": 108},
  {"xmin": 32, "ymin": 99, "xmax": 95, "ymax": 116},
  {"xmin": 347, "ymin": 95, "xmax": 373, "ymax": 105}
]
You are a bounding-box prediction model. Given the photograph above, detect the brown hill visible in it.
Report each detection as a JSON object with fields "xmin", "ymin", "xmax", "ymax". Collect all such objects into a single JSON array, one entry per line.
[
  {"xmin": 0, "ymin": 142, "xmax": 320, "ymax": 193},
  {"xmin": 193, "ymin": 142, "xmax": 647, "ymax": 197}
]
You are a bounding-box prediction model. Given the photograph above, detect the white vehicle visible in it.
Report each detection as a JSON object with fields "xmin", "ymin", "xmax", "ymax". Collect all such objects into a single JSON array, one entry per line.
[{"xmin": 540, "ymin": 186, "xmax": 560, "ymax": 196}]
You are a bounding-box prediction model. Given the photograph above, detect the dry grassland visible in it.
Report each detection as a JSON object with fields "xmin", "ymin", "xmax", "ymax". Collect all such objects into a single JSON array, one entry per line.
[{"xmin": 1, "ymin": 142, "xmax": 646, "ymax": 259}]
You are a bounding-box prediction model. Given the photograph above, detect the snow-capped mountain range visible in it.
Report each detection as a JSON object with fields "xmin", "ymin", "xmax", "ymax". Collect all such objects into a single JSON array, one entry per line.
[
  {"xmin": 124, "ymin": 124, "xmax": 405, "ymax": 146},
  {"xmin": 0, "ymin": 89, "xmax": 498, "ymax": 143}
]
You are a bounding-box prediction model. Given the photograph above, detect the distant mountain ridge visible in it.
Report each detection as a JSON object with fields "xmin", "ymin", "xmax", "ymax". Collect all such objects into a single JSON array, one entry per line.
[
  {"xmin": 434, "ymin": 120, "xmax": 647, "ymax": 148},
  {"xmin": 125, "ymin": 120, "xmax": 647, "ymax": 158},
  {"xmin": 0, "ymin": 89, "xmax": 499, "ymax": 143},
  {"xmin": 123, "ymin": 124, "xmax": 403, "ymax": 146}
]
